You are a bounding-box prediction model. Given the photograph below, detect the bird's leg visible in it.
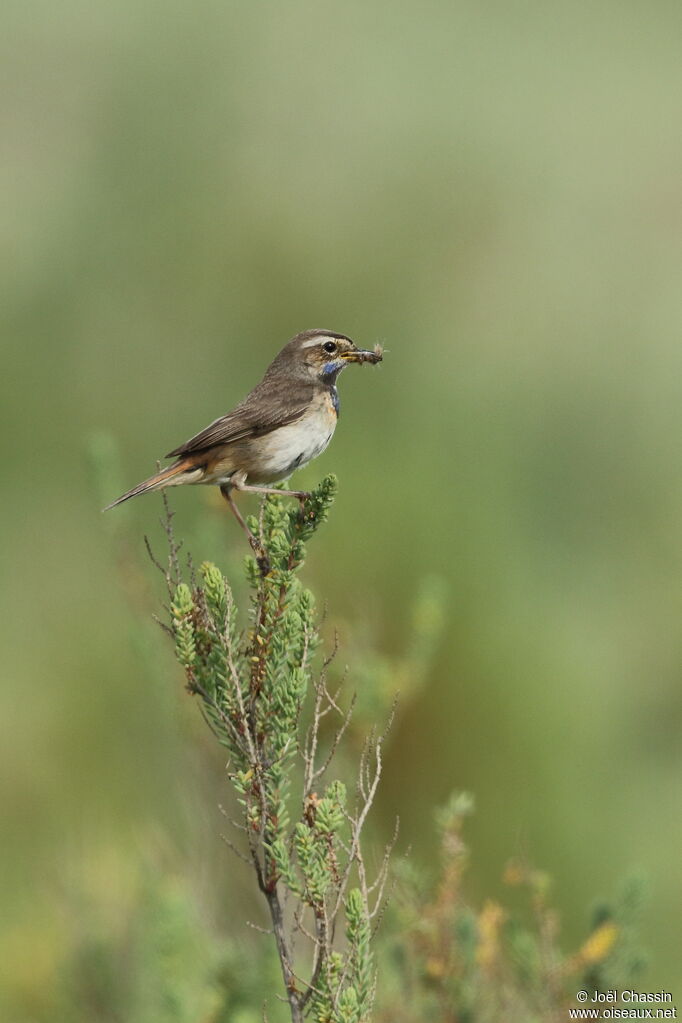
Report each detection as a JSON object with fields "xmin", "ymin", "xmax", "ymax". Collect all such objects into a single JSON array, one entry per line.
[
  {"xmin": 220, "ymin": 485, "xmax": 270, "ymax": 574},
  {"xmin": 232, "ymin": 481, "xmax": 311, "ymax": 509}
]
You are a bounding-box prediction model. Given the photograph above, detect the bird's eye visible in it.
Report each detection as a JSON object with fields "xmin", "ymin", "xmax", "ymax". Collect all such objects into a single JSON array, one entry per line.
[{"xmin": 323, "ymin": 341, "xmax": 337, "ymax": 354}]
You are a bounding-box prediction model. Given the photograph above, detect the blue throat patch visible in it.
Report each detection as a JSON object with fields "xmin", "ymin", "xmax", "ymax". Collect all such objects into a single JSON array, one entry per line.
[
  {"xmin": 321, "ymin": 360, "xmax": 342, "ymax": 379},
  {"xmin": 321, "ymin": 362, "xmax": 342, "ymax": 414}
]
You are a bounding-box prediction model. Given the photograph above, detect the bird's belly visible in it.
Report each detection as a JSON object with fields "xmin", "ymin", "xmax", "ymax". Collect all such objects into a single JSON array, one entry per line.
[{"xmin": 246, "ymin": 411, "xmax": 336, "ymax": 484}]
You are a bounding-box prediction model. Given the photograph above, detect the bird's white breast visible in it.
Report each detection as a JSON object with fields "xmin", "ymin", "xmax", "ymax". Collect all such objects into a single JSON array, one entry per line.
[{"xmin": 249, "ymin": 397, "xmax": 337, "ymax": 483}]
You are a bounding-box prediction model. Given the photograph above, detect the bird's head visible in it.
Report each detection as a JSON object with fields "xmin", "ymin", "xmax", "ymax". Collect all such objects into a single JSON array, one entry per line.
[{"xmin": 277, "ymin": 329, "xmax": 383, "ymax": 384}]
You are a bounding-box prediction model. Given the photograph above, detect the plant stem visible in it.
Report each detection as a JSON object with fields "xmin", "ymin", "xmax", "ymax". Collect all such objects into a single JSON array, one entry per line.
[{"xmin": 265, "ymin": 885, "xmax": 303, "ymax": 1023}]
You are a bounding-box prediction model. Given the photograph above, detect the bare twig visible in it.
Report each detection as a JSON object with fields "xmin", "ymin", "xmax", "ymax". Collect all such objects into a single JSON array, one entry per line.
[
  {"xmin": 220, "ymin": 833, "xmax": 252, "ymax": 866},
  {"xmin": 310, "ymin": 692, "xmax": 357, "ymax": 789},
  {"xmin": 246, "ymin": 919, "xmax": 275, "ymax": 936}
]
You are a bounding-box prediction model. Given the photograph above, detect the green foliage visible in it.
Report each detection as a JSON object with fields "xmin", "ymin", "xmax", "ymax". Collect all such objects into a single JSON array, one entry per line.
[
  {"xmin": 169, "ymin": 477, "xmax": 384, "ymax": 1023},
  {"xmin": 346, "ymin": 889, "xmax": 373, "ymax": 1019},
  {"xmin": 171, "ymin": 583, "xmax": 196, "ymax": 670},
  {"xmin": 3, "ymin": 469, "xmax": 650, "ymax": 1023},
  {"xmin": 45, "ymin": 874, "xmax": 231, "ymax": 1023},
  {"xmin": 161, "ymin": 483, "xmax": 649, "ymax": 1023}
]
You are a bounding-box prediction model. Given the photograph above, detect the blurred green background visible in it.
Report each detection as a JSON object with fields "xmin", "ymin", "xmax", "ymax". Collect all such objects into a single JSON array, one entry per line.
[{"xmin": 3, "ymin": 0, "xmax": 682, "ymax": 1014}]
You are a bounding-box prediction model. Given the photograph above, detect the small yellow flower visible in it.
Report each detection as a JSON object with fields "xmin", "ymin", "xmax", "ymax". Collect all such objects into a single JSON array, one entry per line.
[
  {"xmin": 579, "ymin": 921, "xmax": 618, "ymax": 964},
  {"xmin": 476, "ymin": 900, "xmax": 506, "ymax": 967}
]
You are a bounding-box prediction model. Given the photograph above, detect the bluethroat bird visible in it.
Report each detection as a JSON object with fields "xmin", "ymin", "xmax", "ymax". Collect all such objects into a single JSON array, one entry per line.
[{"xmin": 105, "ymin": 329, "xmax": 383, "ymax": 556}]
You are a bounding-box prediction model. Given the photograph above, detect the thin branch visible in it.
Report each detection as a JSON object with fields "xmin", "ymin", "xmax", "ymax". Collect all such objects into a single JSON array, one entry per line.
[
  {"xmin": 264, "ymin": 886, "xmax": 303, "ymax": 1023},
  {"xmin": 246, "ymin": 919, "xmax": 275, "ymax": 936},
  {"xmin": 333, "ymin": 735, "xmax": 384, "ymax": 921},
  {"xmin": 292, "ymin": 906, "xmax": 318, "ymax": 945},
  {"xmin": 310, "ymin": 692, "xmax": 357, "ymax": 788},
  {"xmin": 220, "ymin": 833, "xmax": 252, "ymax": 866},
  {"xmin": 151, "ymin": 613, "xmax": 174, "ymax": 638},
  {"xmin": 301, "ymin": 904, "xmax": 330, "ymax": 1011},
  {"xmin": 368, "ymin": 816, "xmax": 400, "ymax": 901},
  {"xmin": 160, "ymin": 485, "xmax": 182, "ymax": 590},
  {"xmin": 218, "ymin": 805, "xmax": 248, "ymax": 833},
  {"xmin": 188, "ymin": 679, "xmax": 250, "ymax": 759},
  {"xmin": 144, "ymin": 534, "xmax": 167, "ymax": 578},
  {"xmin": 371, "ymin": 872, "xmax": 398, "ymax": 938}
]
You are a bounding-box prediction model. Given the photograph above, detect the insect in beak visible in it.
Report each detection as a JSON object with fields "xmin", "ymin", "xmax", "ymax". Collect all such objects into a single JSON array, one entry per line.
[{"xmin": 341, "ymin": 344, "xmax": 383, "ymax": 365}]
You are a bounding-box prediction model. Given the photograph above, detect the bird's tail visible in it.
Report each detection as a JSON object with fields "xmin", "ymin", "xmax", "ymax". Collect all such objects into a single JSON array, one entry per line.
[{"xmin": 103, "ymin": 460, "xmax": 195, "ymax": 510}]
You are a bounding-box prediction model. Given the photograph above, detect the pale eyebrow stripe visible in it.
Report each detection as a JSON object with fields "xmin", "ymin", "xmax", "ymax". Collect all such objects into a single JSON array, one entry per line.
[{"xmin": 301, "ymin": 336, "xmax": 333, "ymax": 348}]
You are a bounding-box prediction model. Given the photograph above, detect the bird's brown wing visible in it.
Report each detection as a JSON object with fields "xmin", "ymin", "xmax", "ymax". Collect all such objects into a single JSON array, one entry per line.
[{"xmin": 165, "ymin": 382, "xmax": 313, "ymax": 458}]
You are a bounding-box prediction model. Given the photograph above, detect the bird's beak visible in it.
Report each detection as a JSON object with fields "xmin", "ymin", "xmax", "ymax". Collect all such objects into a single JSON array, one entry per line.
[{"xmin": 341, "ymin": 344, "xmax": 383, "ymax": 365}]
